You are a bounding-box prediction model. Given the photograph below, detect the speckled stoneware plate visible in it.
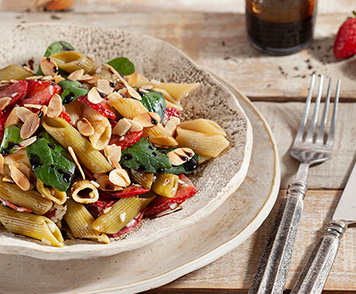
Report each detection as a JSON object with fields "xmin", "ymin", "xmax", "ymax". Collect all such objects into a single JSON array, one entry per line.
[
  {"xmin": 0, "ymin": 23, "xmax": 253, "ymax": 260},
  {"xmin": 0, "ymin": 77, "xmax": 280, "ymax": 294}
]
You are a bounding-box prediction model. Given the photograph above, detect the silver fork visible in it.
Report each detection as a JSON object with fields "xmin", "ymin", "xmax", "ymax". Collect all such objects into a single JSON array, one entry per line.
[{"xmin": 249, "ymin": 74, "xmax": 341, "ymax": 294}]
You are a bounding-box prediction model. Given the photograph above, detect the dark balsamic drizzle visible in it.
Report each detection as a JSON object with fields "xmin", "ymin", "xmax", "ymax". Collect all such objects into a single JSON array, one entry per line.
[
  {"xmin": 57, "ymin": 169, "xmax": 73, "ymax": 183},
  {"xmin": 123, "ymin": 154, "xmax": 133, "ymax": 160},
  {"xmin": 30, "ymin": 155, "xmax": 43, "ymax": 169},
  {"xmin": 47, "ymin": 143, "xmax": 55, "ymax": 150},
  {"xmin": 63, "ymin": 92, "xmax": 75, "ymax": 104}
]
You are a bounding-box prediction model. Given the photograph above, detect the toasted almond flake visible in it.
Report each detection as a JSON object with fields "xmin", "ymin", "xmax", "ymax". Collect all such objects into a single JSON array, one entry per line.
[
  {"xmin": 90, "ymin": 180, "xmax": 100, "ymax": 188},
  {"xmin": 10, "ymin": 79, "xmax": 18, "ymax": 83},
  {"xmin": 67, "ymin": 69, "xmax": 85, "ymax": 81},
  {"xmin": 0, "ymin": 154, "xmax": 4, "ymax": 175},
  {"xmin": 167, "ymin": 147, "xmax": 195, "ymax": 166},
  {"xmin": 9, "ymin": 165, "xmax": 31, "ymax": 191},
  {"xmin": 129, "ymin": 120, "xmax": 143, "ymax": 132},
  {"xmin": 38, "ymin": 105, "xmax": 48, "ymax": 117},
  {"xmin": 87, "ymin": 87, "xmax": 104, "ymax": 104},
  {"xmin": 164, "ymin": 117, "xmax": 180, "ymax": 135},
  {"xmin": 24, "ymin": 103, "xmax": 42, "ymax": 109},
  {"xmin": 107, "ymin": 155, "xmax": 121, "ymax": 169},
  {"xmin": 41, "ymin": 75, "xmax": 55, "ymax": 82},
  {"xmin": 112, "ymin": 118, "xmax": 131, "ymax": 136},
  {"xmin": 107, "ymin": 92, "xmax": 123, "ymax": 100},
  {"xmin": 150, "ymin": 79, "xmax": 161, "ymax": 85},
  {"xmin": 0, "ymin": 97, "xmax": 12, "ymax": 111},
  {"xmin": 2, "ymin": 176, "xmax": 14, "ymax": 183},
  {"xmin": 104, "ymin": 145, "xmax": 122, "ymax": 169},
  {"xmin": 17, "ymin": 136, "xmax": 37, "ymax": 149},
  {"xmin": 47, "ymin": 94, "xmax": 63, "ymax": 118},
  {"xmin": 95, "ymin": 175, "xmax": 122, "ymax": 191},
  {"xmin": 97, "ymin": 79, "xmax": 114, "ymax": 95},
  {"xmin": 40, "ymin": 57, "xmax": 58, "ymax": 77},
  {"xmin": 68, "ymin": 146, "xmax": 85, "ymax": 180},
  {"xmin": 25, "ymin": 75, "xmax": 43, "ymax": 80},
  {"xmin": 132, "ymin": 112, "xmax": 160, "ymax": 128},
  {"xmin": 23, "ymin": 65, "xmax": 34, "ymax": 74},
  {"xmin": 20, "ymin": 113, "xmax": 40, "ymax": 139},
  {"xmin": 141, "ymin": 84, "xmax": 153, "ymax": 90},
  {"xmin": 54, "ymin": 75, "xmax": 65, "ymax": 83},
  {"xmin": 108, "ymin": 169, "xmax": 131, "ymax": 187},
  {"xmin": 127, "ymin": 86, "xmax": 142, "ymax": 100},
  {"xmin": 77, "ymin": 118, "xmax": 95, "ymax": 136},
  {"xmin": 118, "ymin": 88, "xmax": 129, "ymax": 97},
  {"xmin": 16, "ymin": 107, "xmax": 33, "ymax": 122}
]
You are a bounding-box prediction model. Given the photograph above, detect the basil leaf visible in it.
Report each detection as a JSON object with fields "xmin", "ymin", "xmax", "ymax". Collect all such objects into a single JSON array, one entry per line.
[
  {"xmin": 58, "ymin": 80, "xmax": 89, "ymax": 104},
  {"xmin": 26, "ymin": 132, "xmax": 75, "ymax": 191},
  {"xmin": 107, "ymin": 57, "xmax": 135, "ymax": 75},
  {"xmin": 120, "ymin": 138, "xmax": 171, "ymax": 173},
  {"xmin": 0, "ymin": 124, "xmax": 24, "ymax": 156},
  {"xmin": 140, "ymin": 91, "xmax": 166, "ymax": 121},
  {"xmin": 163, "ymin": 154, "xmax": 199, "ymax": 174},
  {"xmin": 36, "ymin": 41, "xmax": 75, "ymax": 75}
]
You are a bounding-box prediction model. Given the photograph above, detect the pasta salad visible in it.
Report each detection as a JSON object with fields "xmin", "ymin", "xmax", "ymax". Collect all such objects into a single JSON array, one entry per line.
[{"xmin": 0, "ymin": 41, "xmax": 229, "ymax": 247}]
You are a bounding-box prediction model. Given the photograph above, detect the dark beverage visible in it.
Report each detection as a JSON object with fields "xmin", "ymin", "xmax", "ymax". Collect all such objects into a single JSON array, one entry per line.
[{"xmin": 246, "ymin": 0, "xmax": 317, "ymax": 55}]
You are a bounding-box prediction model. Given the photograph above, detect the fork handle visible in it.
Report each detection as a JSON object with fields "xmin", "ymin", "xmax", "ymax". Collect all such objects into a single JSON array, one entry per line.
[
  {"xmin": 249, "ymin": 181, "xmax": 307, "ymax": 294},
  {"xmin": 290, "ymin": 220, "xmax": 347, "ymax": 294}
]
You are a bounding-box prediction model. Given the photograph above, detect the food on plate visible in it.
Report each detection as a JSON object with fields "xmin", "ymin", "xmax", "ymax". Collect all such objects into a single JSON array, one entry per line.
[{"xmin": 0, "ymin": 41, "xmax": 229, "ymax": 247}]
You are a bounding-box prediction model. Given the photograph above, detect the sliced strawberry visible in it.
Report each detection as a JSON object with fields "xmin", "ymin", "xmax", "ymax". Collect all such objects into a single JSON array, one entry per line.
[
  {"xmin": 59, "ymin": 110, "xmax": 72, "ymax": 125},
  {"xmin": 0, "ymin": 195, "xmax": 32, "ymax": 213},
  {"xmin": 18, "ymin": 80, "xmax": 61, "ymax": 106},
  {"xmin": 161, "ymin": 107, "xmax": 180, "ymax": 127},
  {"xmin": 91, "ymin": 200, "xmax": 117, "ymax": 216},
  {"xmin": 144, "ymin": 174, "xmax": 197, "ymax": 217},
  {"xmin": 100, "ymin": 185, "xmax": 150, "ymax": 199},
  {"xmin": 0, "ymin": 80, "xmax": 28, "ymax": 107},
  {"xmin": 0, "ymin": 106, "xmax": 13, "ymax": 142},
  {"xmin": 108, "ymin": 211, "xmax": 145, "ymax": 238},
  {"xmin": 109, "ymin": 130, "xmax": 143, "ymax": 150},
  {"xmin": 334, "ymin": 13, "xmax": 356, "ymax": 59},
  {"xmin": 77, "ymin": 95, "xmax": 117, "ymax": 121}
]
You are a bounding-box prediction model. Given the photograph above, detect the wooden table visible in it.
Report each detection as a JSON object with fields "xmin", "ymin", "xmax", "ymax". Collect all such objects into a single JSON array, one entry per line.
[{"xmin": 1, "ymin": 1, "xmax": 356, "ymax": 293}]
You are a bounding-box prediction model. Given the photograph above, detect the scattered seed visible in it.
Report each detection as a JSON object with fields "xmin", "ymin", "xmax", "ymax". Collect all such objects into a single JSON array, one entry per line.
[
  {"xmin": 47, "ymin": 94, "xmax": 63, "ymax": 118},
  {"xmin": 87, "ymin": 87, "xmax": 104, "ymax": 104},
  {"xmin": 67, "ymin": 69, "xmax": 84, "ymax": 81},
  {"xmin": 77, "ymin": 118, "xmax": 95, "ymax": 136},
  {"xmin": 68, "ymin": 146, "xmax": 85, "ymax": 180},
  {"xmin": 20, "ymin": 113, "xmax": 40, "ymax": 139}
]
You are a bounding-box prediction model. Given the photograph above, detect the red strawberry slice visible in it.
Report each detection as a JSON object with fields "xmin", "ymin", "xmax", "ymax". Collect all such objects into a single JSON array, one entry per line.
[
  {"xmin": 0, "ymin": 80, "xmax": 28, "ymax": 107},
  {"xmin": 144, "ymin": 174, "xmax": 197, "ymax": 217},
  {"xmin": 59, "ymin": 110, "xmax": 72, "ymax": 125},
  {"xmin": 161, "ymin": 107, "xmax": 180, "ymax": 127},
  {"xmin": 109, "ymin": 130, "xmax": 143, "ymax": 150},
  {"xmin": 100, "ymin": 185, "xmax": 150, "ymax": 199},
  {"xmin": 0, "ymin": 106, "xmax": 14, "ymax": 142},
  {"xmin": 0, "ymin": 195, "xmax": 32, "ymax": 213},
  {"xmin": 108, "ymin": 211, "xmax": 145, "ymax": 238},
  {"xmin": 77, "ymin": 95, "xmax": 117, "ymax": 121},
  {"xmin": 18, "ymin": 80, "xmax": 61, "ymax": 106},
  {"xmin": 334, "ymin": 13, "xmax": 356, "ymax": 59}
]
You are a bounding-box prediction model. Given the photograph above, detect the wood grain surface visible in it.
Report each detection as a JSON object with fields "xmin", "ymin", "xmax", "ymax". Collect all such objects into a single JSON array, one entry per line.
[{"xmin": 0, "ymin": 0, "xmax": 355, "ymax": 292}]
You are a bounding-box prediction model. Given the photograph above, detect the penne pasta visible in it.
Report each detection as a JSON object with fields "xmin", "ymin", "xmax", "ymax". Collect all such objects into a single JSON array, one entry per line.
[
  {"xmin": 143, "ymin": 123, "xmax": 178, "ymax": 146},
  {"xmin": 0, "ymin": 205, "xmax": 64, "ymax": 247},
  {"xmin": 179, "ymin": 119, "xmax": 227, "ymax": 136},
  {"xmin": 49, "ymin": 51, "xmax": 100, "ymax": 75},
  {"xmin": 36, "ymin": 179, "xmax": 67, "ymax": 205},
  {"xmin": 0, "ymin": 65, "xmax": 32, "ymax": 81},
  {"xmin": 151, "ymin": 173, "xmax": 179, "ymax": 198},
  {"xmin": 175, "ymin": 127, "xmax": 229, "ymax": 157},
  {"xmin": 64, "ymin": 198, "xmax": 109, "ymax": 243},
  {"xmin": 71, "ymin": 180, "xmax": 99, "ymax": 204},
  {"xmin": 108, "ymin": 96, "xmax": 147, "ymax": 119},
  {"xmin": 64, "ymin": 99, "xmax": 82, "ymax": 125},
  {"xmin": 93, "ymin": 195, "xmax": 156, "ymax": 234},
  {"xmin": 41, "ymin": 116, "xmax": 112, "ymax": 173},
  {"xmin": 129, "ymin": 169, "xmax": 154, "ymax": 189}
]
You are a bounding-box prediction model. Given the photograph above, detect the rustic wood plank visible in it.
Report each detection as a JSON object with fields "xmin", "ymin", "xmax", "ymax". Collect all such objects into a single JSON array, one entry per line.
[
  {"xmin": 146, "ymin": 190, "xmax": 356, "ymax": 292},
  {"xmin": 0, "ymin": 12, "xmax": 355, "ymax": 100},
  {"xmin": 254, "ymin": 101, "xmax": 356, "ymax": 190}
]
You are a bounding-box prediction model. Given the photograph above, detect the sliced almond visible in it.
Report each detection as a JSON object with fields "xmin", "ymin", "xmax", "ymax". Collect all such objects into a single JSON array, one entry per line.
[
  {"xmin": 0, "ymin": 97, "xmax": 12, "ymax": 111},
  {"xmin": 2, "ymin": 176, "xmax": 14, "ymax": 183},
  {"xmin": 16, "ymin": 107, "xmax": 33, "ymax": 122},
  {"xmin": 47, "ymin": 94, "xmax": 63, "ymax": 118},
  {"xmin": 112, "ymin": 118, "xmax": 132, "ymax": 136},
  {"xmin": 54, "ymin": 75, "xmax": 65, "ymax": 84},
  {"xmin": 41, "ymin": 75, "xmax": 55, "ymax": 82},
  {"xmin": 23, "ymin": 65, "xmax": 35, "ymax": 74},
  {"xmin": 16, "ymin": 136, "xmax": 37, "ymax": 149},
  {"xmin": 68, "ymin": 146, "xmax": 85, "ymax": 180},
  {"xmin": 104, "ymin": 145, "xmax": 121, "ymax": 169},
  {"xmin": 9, "ymin": 164, "xmax": 32, "ymax": 191},
  {"xmin": 108, "ymin": 168, "xmax": 131, "ymax": 187},
  {"xmin": 4, "ymin": 107, "xmax": 20, "ymax": 128},
  {"xmin": 0, "ymin": 154, "xmax": 4, "ymax": 175},
  {"xmin": 87, "ymin": 87, "xmax": 104, "ymax": 104},
  {"xmin": 133, "ymin": 112, "xmax": 160, "ymax": 128},
  {"xmin": 20, "ymin": 113, "xmax": 40, "ymax": 139},
  {"xmin": 97, "ymin": 79, "xmax": 114, "ymax": 95},
  {"xmin": 25, "ymin": 75, "xmax": 43, "ymax": 80},
  {"xmin": 77, "ymin": 118, "xmax": 95, "ymax": 136},
  {"xmin": 40, "ymin": 57, "xmax": 58, "ymax": 77},
  {"xmin": 164, "ymin": 116, "xmax": 180, "ymax": 135},
  {"xmin": 95, "ymin": 175, "xmax": 122, "ymax": 192},
  {"xmin": 67, "ymin": 69, "xmax": 85, "ymax": 81},
  {"xmin": 24, "ymin": 104, "xmax": 42, "ymax": 109},
  {"xmin": 167, "ymin": 147, "xmax": 194, "ymax": 166}
]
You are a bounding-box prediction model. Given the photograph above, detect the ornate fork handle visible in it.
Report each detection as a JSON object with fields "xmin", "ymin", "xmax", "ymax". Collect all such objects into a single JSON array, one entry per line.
[
  {"xmin": 291, "ymin": 220, "xmax": 347, "ymax": 294},
  {"xmin": 249, "ymin": 182, "xmax": 307, "ymax": 294}
]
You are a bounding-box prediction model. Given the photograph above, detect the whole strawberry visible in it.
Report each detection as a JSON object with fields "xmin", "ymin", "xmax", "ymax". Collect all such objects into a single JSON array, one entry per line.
[{"xmin": 334, "ymin": 12, "xmax": 356, "ymax": 59}]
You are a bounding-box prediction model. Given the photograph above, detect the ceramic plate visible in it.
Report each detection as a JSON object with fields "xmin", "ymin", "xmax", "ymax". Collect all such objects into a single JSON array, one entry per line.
[
  {"xmin": 0, "ymin": 23, "xmax": 252, "ymax": 259},
  {"xmin": 0, "ymin": 78, "xmax": 280, "ymax": 294}
]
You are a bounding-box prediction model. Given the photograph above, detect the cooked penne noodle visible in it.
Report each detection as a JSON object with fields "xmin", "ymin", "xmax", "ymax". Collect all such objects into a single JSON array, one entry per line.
[
  {"xmin": 129, "ymin": 169, "xmax": 154, "ymax": 189},
  {"xmin": 175, "ymin": 128, "xmax": 229, "ymax": 157},
  {"xmin": 64, "ymin": 99, "xmax": 82, "ymax": 125},
  {"xmin": 164, "ymin": 99, "xmax": 183, "ymax": 112},
  {"xmin": 71, "ymin": 180, "xmax": 99, "ymax": 204},
  {"xmin": 82, "ymin": 105, "xmax": 111, "ymax": 150},
  {"xmin": 0, "ymin": 65, "xmax": 32, "ymax": 81},
  {"xmin": 125, "ymin": 72, "xmax": 149, "ymax": 87},
  {"xmin": 49, "ymin": 51, "xmax": 100, "ymax": 75},
  {"xmin": 41, "ymin": 117, "xmax": 112, "ymax": 173},
  {"xmin": 108, "ymin": 96, "xmax": 147, "ymax": 119},
  {"xmin": 64, "ymin": 198, "xmax": 109, "ymax": 243},
  {"xmin": 143, "ymin": 123, "xmax": 178, "ymax": 146},
  {"xmin": 36, "ymin": 179, "xmax": 67, "ymax": 205},
  {"xmin": 198, "ymin": 154, "xmax": 212, "ymax": 164},
  {"xmin": 151, "ymin": 173, "xmax": 179, "ymax": 198},
  {"xmin": 0, "ymin": 205, "xmax": 64, "ymax": 247},
  {"xmin": 93, "ymin": 195, "xmax": 156, "ymax": 234},
  {"xmin": 179, "ymin": 119, "xmax": 227, "ymax": 136},
  {"xmin": 0, "ymin": 180, "xmax": 52, "ymax": 215},
  {"xmin": 93, "ymin": 66, "xmax": 117, "ymax": 84}
]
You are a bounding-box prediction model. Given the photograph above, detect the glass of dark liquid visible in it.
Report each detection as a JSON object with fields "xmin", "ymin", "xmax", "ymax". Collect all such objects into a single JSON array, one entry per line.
[{"xmin": 246, "ymin": 0, "xmax": 318, "ymax": 55}]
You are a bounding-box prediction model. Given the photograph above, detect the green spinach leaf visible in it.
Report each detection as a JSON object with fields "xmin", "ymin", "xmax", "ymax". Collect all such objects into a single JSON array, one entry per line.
[
  {"xmin": 0, "ymin": 124, "xmax": 24, "ymax": 156},
  {"xmin": 140, "ymin": 91, "xmax": 166, "ymax": 121},
  {"xmin": 107, "ymin": 57, "xmax": 135, "ymax": 76},
  {"xmin": 26, "ymin": 132, "xmax": 75, "ymax": 191},
  {"xmin": 58, "ymin": 80, "xmax": 89, "ymax": 104}
]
